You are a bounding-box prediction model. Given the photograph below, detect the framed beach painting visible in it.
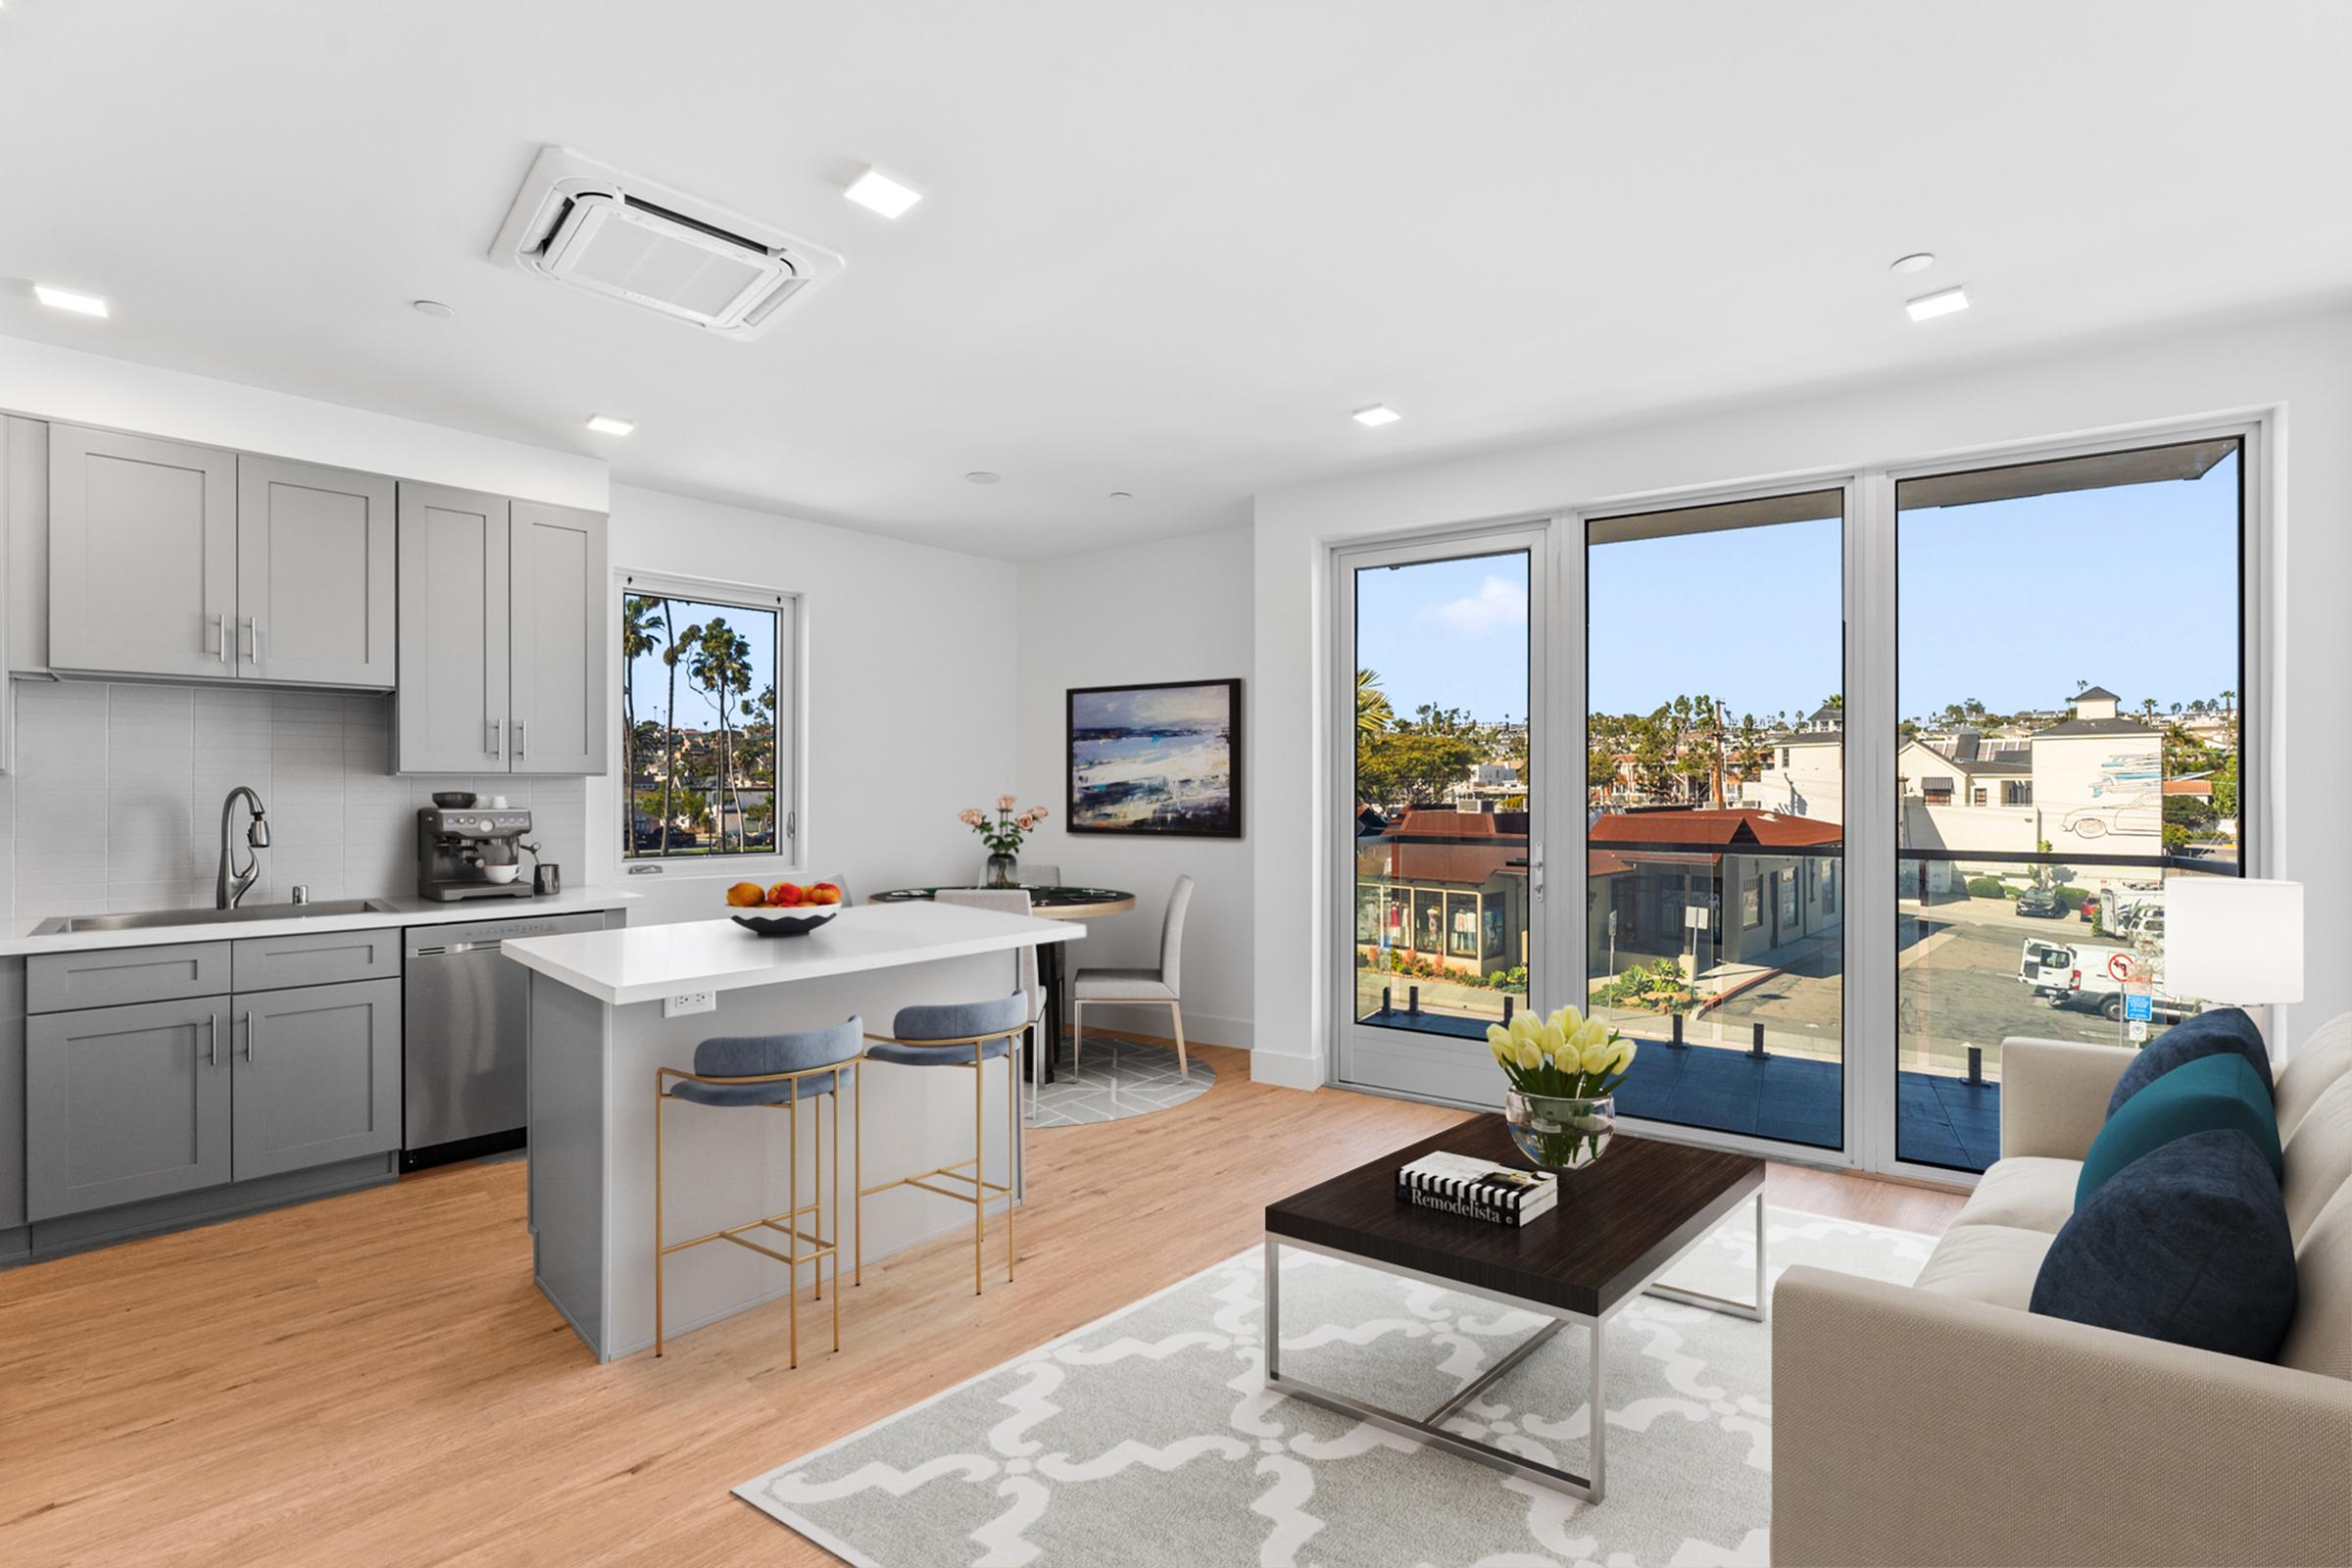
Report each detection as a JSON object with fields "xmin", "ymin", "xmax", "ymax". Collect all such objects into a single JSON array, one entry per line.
[{"xmin": 1066, "ymin": 679, "xmax": 1243, "ymax": 837}]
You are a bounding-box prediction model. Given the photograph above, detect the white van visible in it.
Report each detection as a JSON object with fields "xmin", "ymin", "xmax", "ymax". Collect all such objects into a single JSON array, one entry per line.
[{"xmin": 2017, "ymin": 938, "xmax": 2192, "ymax": 1023}]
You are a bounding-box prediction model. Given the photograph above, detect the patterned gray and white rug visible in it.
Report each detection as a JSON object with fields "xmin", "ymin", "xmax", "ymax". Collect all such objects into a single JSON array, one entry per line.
[
  {"xmin": 735, "ymin": 1204, "xmax": 1934, "ymax": 1566},
  {"xmin": 1028, "ymin": 1036, "xmax": 1213, "ymax": 1128}
]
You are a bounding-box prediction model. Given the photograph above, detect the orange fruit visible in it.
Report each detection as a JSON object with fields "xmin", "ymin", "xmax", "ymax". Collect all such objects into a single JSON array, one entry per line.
[
  {"xmin": 809, "ymin": 885, "xmax": 841, "ymax": 906},
  {"xmin": 725, "ymin": 882, "xmax": 766, "ymax": 907},
  {"xmin": 767, "ymin": 882, "xmax": 806, "ymax": 906}
]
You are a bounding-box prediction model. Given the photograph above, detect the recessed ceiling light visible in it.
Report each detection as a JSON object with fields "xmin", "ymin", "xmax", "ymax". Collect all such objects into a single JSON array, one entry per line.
[
  {"xmin": 1108, "ymin": 490, "xmax": 1133, "ymax": 501},
  {"xmin": 844, "ymin": 167, "xmax": 923, "ymax": 220},
  {"xmin": 1904, "ymin": 285, "xmax": 1969, "ymax": 322},
  {"xmin": 412, "ymin": 299, "xmax": 456, "ymax": 318},
  {"xmin": 584, "ymin": 414, "xmax": 635, "ymax": 436},
  {"xmin": 964, "ymin": 470, "xmax": 1000, "ymax": 485},
  {"xmin": 33, "ymin": 283, "xmax": 108, "ymax": 318},
  {"xmin": 1889, "ymin": 252, "xmax": 1936, "ymax": 274},
  {"xmin": 1352, "ymin": 404, "xmax": 1401, "ymax": 426}
]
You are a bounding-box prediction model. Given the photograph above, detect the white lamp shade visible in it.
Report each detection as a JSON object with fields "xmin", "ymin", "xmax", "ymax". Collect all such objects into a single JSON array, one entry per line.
[{"xmin": 2164, "ymin": 878, "xmax": 2304, "ymax": 1004}]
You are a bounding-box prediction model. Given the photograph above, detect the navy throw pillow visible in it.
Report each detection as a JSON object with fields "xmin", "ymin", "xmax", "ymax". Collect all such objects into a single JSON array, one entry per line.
[
  {"xmin": 2031, "ymin": 1128, "xmax": 2298, "ymax": 1361},
  {"xmin": 2078, "ymin": 1053, "xmax": 2281, "ymax": 1205},
  {"xmin": 2106, "ymin": 1006, "xmax": 2273, "ymax": 1117}
]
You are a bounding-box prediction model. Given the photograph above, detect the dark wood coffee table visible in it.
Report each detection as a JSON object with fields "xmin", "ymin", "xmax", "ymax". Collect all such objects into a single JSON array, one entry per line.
[{"xmin": 1262, "ymin": 1116, "xmax": 1765, "ymax": 1501}]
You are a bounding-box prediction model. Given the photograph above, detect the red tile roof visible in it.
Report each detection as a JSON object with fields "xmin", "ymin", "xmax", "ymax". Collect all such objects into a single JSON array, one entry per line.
[{"xmin": 1589, "ymin": 808, "xmax": 1842, "ymax": 850}]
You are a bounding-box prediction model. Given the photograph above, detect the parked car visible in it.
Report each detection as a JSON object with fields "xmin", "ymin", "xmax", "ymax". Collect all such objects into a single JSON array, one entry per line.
[
  {"xmin": 2079, "ymin": 895, "xmax": 2100, "ymax": 925},
  {"xmin": 2015, "ymin": 887, "xmax": 2066, "ymax": 918}
]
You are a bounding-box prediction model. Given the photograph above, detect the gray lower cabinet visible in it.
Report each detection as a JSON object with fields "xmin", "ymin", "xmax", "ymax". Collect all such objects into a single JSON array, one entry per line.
[
  {"xmin": 47, "ymin": 423, "xmax": 239, "ymax": 680},
  {"xmin": 231, "ymin": 979, "xmax": 401, "ymax": 1180},
  {"xmin": 26, "ymin": 998, "xmax": 232, "ymax": 1221},
  {"xmin": 1, "ymin": 1013, "xmax": 24, "ymax": 1232},
  {"xmin": 236, "ymin": 455, "xmax": 397, "ymax": 688}
]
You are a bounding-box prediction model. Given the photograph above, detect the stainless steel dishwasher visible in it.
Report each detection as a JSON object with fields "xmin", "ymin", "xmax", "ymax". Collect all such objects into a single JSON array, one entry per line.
[{"xmin": 403, "ymin": 910, "xmax": 607, "ymax": 1170}]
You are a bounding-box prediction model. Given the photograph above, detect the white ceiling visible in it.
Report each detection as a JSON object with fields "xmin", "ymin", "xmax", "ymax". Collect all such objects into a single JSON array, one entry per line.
[{"xmin": 3, "ymin": 1, "xmax": 2347, "ymax": 560}]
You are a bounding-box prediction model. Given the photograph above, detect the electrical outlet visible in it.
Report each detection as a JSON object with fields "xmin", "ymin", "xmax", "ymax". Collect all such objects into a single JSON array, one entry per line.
[{"xmin": 663, "ymin": 991, "xmax": 716, "ymax": 1017}]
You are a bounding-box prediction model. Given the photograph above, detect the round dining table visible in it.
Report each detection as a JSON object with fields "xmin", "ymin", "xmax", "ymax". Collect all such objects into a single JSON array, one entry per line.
[{"xmin": 867, "ymin": 886, "xmax": 1136, "ymax": 1083}]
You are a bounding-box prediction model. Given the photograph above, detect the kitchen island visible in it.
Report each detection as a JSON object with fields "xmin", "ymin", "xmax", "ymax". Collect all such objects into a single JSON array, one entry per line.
[{"xmin": 503, "ymin": 901, "xmax": 1077, "ymax": 1362}]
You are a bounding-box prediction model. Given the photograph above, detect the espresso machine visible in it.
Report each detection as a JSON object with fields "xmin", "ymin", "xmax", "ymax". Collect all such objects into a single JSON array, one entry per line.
[{"xmin": 416, "ymin": 805, "xmax": 537, "ymax": 902}]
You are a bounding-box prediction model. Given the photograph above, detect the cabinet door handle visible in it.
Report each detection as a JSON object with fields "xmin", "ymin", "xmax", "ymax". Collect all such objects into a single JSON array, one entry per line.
[
  {"xmin": 213, "ymin": 612, "xmax": 227, "ymax": 664},
  {"xmin": 514, "ymin": 719, "xmax": 526, "ymax": 760},
  {"xmin": 244, "ymin": 1009, "xmax": 257, "ymax": 1063},
  {"xmin": 487, "ymin": 718, "xmax": 502, "ymax": 760},
  {"xmin": 206, "ymin": 1014, "xmax": 219, "ymax": 1067}
]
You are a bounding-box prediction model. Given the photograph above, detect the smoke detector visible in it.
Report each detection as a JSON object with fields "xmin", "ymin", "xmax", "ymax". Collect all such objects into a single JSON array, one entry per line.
[{"xmin": 491, "ymin": 146, "xmax": 844, "ymax": 340}]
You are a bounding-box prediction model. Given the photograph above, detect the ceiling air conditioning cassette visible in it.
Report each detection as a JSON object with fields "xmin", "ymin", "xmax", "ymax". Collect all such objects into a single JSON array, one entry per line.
[{"xmin": 491, "ymin": 146, "xmax": 845, "ymax": 340}]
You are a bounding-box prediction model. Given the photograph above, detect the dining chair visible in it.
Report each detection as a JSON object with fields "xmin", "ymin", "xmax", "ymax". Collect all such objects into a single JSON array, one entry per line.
[
  {"xmin": 935, "ymin": 888, "xmax": 1043, "ymax": 1116},
  {"xmin": 1071, "ymin": 873, "xmax": 1195, "ymax": 1078}
]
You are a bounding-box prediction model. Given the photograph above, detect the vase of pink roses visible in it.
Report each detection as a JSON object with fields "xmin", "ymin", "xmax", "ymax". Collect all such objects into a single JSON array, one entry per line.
[{"xmin": 961, "ymin": 796, "xmax": 1050, "ymax": 888}]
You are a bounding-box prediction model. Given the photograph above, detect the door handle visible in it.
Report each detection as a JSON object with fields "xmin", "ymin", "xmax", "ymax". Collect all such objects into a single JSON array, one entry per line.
[
  {"xmin": 514, "ymin": 719, "xmax": 526, "ymax": 760},
  {"xmin": 212, "ymin": 612, "xmax": 227, "ymax": 664},
  {"xmin": 206, "ymin": 1013, "xmax": 219, "ymax": 1067},
  {"xmin": 244, "ymin": 1009, "xmax": 257, "ymax": 1063},
  {"xmin": 488, "ymin": 718, "xmax": 505, "ymax": 760},
  {"xmin": 238, "ymin": 615, "xmax": 252, "ymax": 662}
]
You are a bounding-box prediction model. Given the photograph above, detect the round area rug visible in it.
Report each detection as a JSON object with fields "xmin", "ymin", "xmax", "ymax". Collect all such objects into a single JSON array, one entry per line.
[{"xmin": 1028, "ymin": 1035, "xmax": 1212, "ymax": 1127}]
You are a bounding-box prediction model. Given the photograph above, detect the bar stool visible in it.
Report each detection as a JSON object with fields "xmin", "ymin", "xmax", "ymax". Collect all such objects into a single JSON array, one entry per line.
[
  {"xmin": 857, "ymin": 989, "xmax": 1026, "ymax": 1297},
  {"xmin": 654, "ymin": 1015, "xmax": 862, "ymax": 1365}
]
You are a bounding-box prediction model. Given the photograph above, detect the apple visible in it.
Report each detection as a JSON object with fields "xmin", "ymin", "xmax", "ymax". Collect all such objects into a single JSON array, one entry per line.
[
  {"xmin": 809, "ymin": 883, "xmax": 842, "ymax": 906},
  {"xmin": 767, "ymin": 882, "xmax": 806, "ymax": 907}
]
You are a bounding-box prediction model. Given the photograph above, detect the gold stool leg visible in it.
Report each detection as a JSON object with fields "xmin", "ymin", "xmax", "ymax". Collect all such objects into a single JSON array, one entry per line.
[
  {"xmin": 654, "ymin": 1076, "xmax": 666, "ymax": 1357},
  {"xmin": 1005, "ymin": 1045, "xmax": 1017, "ymax": 1283},
  {"xmin": 830, "ymin": 1082, "xmax": 842, "ymax": 1352},
  {"xmin": 854, "ymin": 1062, "xmax": 863, "ymax": 1288},
  {"xmin": 788, "ymin": 1079, "xmax": 800, "ymax": 1371},
  {"xmin": 972, "ymin": 1046, "xmax": 986, "ymax": 1298},
  {"xmin": 812, "ymin": 1090, "xmax": 823, "ymax": 1303}
]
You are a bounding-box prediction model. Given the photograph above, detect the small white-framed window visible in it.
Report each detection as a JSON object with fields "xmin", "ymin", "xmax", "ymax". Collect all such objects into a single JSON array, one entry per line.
[{"xmin": 617, "ymin": 572, "xmax": 800, "ymax": 871}]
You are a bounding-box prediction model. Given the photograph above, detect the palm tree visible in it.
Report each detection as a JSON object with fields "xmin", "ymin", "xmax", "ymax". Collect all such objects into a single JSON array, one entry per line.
[
  {"xmin": 1355, "ymin": 668, "xmax": 1394, "ymax": 738},
  {"xmin": 659, "ymin": 612, "xmax": 700, "ymax": 855},
  {"xmin": 689, "ymin": 619, "xmax": 755, "ymax": 851},
  {"xmin": 620, "ymin": 596, "xmax": 662, "ymax": 835}
]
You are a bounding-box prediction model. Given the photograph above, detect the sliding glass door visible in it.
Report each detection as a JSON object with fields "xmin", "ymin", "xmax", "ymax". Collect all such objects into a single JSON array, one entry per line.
[
  {"xmin": 1336, "ymin": 526, "xmax": 1546, "ymax": 1102},
  {"xmin": 1892, "ymin": 437, "xmax": 2246, "ymax": 1172},
  {"xmin": 1587, "ymin": 490, "xmax": 1847, "ymax": 1152}
]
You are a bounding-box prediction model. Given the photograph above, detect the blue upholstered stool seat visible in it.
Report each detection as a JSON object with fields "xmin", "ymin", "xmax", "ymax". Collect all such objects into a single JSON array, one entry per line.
[
  {"xmin": 873, "ymin": 991, "xmax": 1027, "ymax": 1064},
  {"xmin": 667, "ymin": 1016, "xmax": 861, "ymax": 1106}
]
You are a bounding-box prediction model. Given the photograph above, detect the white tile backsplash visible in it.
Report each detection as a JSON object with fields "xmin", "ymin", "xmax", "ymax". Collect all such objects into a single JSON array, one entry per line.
[{"xmin": 0, "ymin": 680, "xmax": 589, "ymax": 919}]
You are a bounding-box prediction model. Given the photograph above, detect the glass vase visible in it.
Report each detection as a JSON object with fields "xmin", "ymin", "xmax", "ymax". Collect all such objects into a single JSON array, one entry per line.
[
  {"xmin": 985, "ymin": 853, "xmax": 1018, "ymax": 889},
  {"xmin": 1504, "ymin": 1090, "xmax": 1616, "ymax": 1173}
]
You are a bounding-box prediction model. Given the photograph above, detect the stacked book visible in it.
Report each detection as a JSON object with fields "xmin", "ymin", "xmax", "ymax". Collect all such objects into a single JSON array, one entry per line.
[{"xmin": 1396, "ymin": 1151, "xmax": 1558, "ymax": 1226}]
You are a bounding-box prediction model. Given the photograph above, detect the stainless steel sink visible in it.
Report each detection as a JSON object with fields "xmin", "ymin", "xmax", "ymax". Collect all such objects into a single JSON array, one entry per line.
[{"xmin": 31, "ymin": 899, "xmax": 404, "ymax": 936}]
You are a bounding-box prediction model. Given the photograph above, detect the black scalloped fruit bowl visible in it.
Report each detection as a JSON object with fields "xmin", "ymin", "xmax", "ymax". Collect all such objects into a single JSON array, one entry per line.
[{"xmin": 731, "ymin": 907, "xmax": 840, "ymax": 938}]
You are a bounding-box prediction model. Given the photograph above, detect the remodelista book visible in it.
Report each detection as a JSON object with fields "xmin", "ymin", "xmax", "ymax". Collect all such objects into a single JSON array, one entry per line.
[{"xmin": 1396, "ymin": 1151, "xmax": 1557, "ymax": 1226}]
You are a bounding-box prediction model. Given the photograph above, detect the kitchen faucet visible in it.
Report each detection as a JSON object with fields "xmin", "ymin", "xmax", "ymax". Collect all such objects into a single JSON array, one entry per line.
[{"xmin": 217, "ymin": 786, "xmax": 270, "ymax": 909}]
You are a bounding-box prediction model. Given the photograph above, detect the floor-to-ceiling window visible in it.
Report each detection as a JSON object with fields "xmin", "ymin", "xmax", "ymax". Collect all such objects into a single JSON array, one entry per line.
[
  {"xmin": 1893, "ymin": 437, "xmax": 2245, "ymax": 1171},
  {"xmin": 1587, "ymin": 490, "xmax": 1845, "ymax": 1152},
  {"xmin": 1338, "ymin": 529, "xmax": 1544, "ymax": 1101}
]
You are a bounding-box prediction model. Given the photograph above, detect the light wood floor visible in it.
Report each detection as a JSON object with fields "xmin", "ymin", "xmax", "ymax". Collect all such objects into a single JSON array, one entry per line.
[{"xmin": 0, "ymin": 1045, "xmax": 1964, "ymax": 1566}]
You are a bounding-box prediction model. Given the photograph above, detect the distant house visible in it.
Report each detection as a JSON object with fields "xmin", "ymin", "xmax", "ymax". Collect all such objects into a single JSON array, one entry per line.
[
  {"xmin": 1354, "ymin": 809, "xmax": 1531, "ymax": 977},
  {"xmin": 1741, "ymin": 706, "xmax": 1844, "ymax": 821},
  {"xmin": 1587, "ymin": 808, "xmax": 1842, "ymax": 976}
]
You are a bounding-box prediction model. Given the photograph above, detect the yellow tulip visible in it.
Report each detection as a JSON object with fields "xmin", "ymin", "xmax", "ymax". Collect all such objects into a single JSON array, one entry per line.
[
  {"xmin": 1581, "ymin": 1039, "xmax": 1616, "ymax": 1074},
  {"xmin": 1539, "ymin": 1022, "xmax": 1569, "ymax": 1056},
  {"xmin": 1486, "ymin": 1023, "xmax": 1513, "ymax": 1054},
  {"xmin": 1571, "ymin": 1018, "xmax": 1607, "ymax": 1052},
  {"xmin": 1550, "ymin": 1042, "xmax": 1580, "ymax": 1074},
  {"xmin": 1612, "ymin": 1039, "xmax": 1637, "ymax": 1073},
  {"xmin": 1515, "ymin": 1041, "xmax": 1544, "ymax": 1071},
  {"xmin": 1553, "ymin": 1004, "xmax": 1584, "ymax": 1035},
  {"xmin": 1510, "ymin": 1013, "xmax": 1544, "ymax": 1045}
]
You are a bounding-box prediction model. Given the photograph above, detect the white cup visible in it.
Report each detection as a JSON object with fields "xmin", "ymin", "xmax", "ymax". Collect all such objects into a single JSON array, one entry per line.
[
  {"xmin": 489, "ymin": 795, "xmax": 511, "ymax": 809},
  {"xmin": 482, "ymin": 864, "xmax": 520, "ymax": 884}
]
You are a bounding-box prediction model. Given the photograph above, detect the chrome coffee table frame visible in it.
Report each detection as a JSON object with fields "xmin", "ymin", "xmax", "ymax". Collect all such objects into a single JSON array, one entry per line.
[{"xmin": 1261, "ymin": 1187, "xmax": 1765, "ymax": 1502}]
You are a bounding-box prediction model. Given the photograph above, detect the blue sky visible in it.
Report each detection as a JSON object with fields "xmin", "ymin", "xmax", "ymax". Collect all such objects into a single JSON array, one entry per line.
[
  {"xmin": 623, "ymin": 597, "xmax": 778, "ymax": 734},
  {"xmin": 1355, "ymin": 453, "xmax": 2239, "ymax": 725}
]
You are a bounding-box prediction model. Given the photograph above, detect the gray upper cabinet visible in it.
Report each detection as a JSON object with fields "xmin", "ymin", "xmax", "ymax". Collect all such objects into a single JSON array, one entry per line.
[
  {"xmin": 396, "ymin": 482, "xmax": 512, "ymax": 772},
  {"xmin": 510, "ymin": 500, "xmax": 608, "ymax": 775},
  {"xmin": 25, "ymin": 997, "xmax": 232, "ymax": 1220},
  {"xmin": 236, "ymin": 455, "xmax": 396, "ymax": 688},
  {"xmin": 230, "ymin": 978, "xmax": 401, "ymax": 1180},
  {"xmin": 47, "ymin": 424, "xmax": 238, "ymax": 680},
  {"xmin": 398, "ymin": 485, "xmax": 607, "ymax": 775}
]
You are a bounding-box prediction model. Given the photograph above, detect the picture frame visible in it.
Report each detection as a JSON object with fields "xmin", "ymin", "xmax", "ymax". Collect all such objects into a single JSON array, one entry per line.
[{"xmin": 1065, "ymin": 678, "xmax": 1244, "ymax": 838}]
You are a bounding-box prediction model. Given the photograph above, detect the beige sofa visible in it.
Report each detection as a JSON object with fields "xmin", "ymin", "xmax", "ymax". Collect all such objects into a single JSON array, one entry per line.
[{"xmin": 1774, "ymin": 1015, "xmax": 2352, "ymax": 1568}]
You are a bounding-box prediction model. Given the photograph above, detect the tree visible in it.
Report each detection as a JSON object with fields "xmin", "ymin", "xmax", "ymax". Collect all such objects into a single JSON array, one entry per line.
[
  {"xmin": 620, "ymin": 596, "xmax": 662, "ymax": 804},
  {"xmin": 689, "ymin": 618, "xmax": 755, "ymax": 852},
  {"xmin": 1354, "ymin": 731, "xmax": 1480, "ymax": 808},
  {"xmin": 1732, "ymin": 712, "xmax": 1769, "ymax": 783},
  {"xmin": 659, "ymin": 609, "xmax": 699, "ymax": 855},
  {"xmin": 1355, "ymin": 668, "xmax": 1394, "ymax": 738},
  {"xmin": 2211, "ymin": 754, "xmax": 2240, "ymax": 820}
]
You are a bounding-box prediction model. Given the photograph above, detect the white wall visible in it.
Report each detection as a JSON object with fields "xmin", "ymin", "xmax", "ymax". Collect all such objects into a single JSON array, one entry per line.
[
  {"xmin": 1014, "ymin": 527, "xmax": 1255, "ymax": 1047},
  {"xmin": 0, "ymin": 335, "xmax": 605, "ymax": 510},
  {"xmin": 1251, "ymin": 305, "xmax": 2352, "ymax": 1085},
  {"xmin": 589, "ymin": 485, "xmax": 1020, "ymax": 928},
  {"xmin": 0, "ymin": 681, "xmax": 585, "ymax": 921}
]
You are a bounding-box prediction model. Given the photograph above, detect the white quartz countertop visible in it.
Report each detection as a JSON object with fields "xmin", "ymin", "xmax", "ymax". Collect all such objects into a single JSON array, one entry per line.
[
  {"xmin": 0, "ymin": 886, "xmax": 639, "ymax": 957},
  {"xmin": 501, "ymin": 901, "xmax": 1080, "ymax": 1007}
]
